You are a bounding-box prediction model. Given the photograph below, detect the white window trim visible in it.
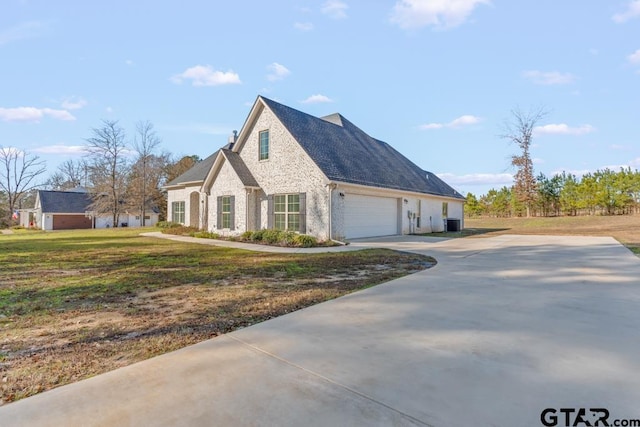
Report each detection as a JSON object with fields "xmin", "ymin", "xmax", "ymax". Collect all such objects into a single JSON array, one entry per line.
[
  {"xmin": 274, "ymin": 194, "xmax": 300, "ymax": 232},
  {"xmin": 172, "ymin": 201, "xmax": 185, "ymax": 224},
  {"xmin": 259, "ymin": 130, "xmax": 269, "ymax": 161}
]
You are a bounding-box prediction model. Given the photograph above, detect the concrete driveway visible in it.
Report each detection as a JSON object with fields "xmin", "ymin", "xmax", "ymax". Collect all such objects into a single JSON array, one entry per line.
[{"xmin": 3, "ymin": 235, "xmax": 640, "ymax": 426}]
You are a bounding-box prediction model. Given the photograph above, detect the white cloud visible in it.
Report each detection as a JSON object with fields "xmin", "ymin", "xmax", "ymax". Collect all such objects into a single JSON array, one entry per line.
[
  {"xmin": 294, "ymin": 22, "xmax": 314, "ymax": 31},
  {"xmin": 301, "ymin": 94, "xmax": 333, "ymax": 104},
  {"xmin": 43, "ymin": 108, "xmax": 76, "ymax": 121},
  {"xmin": 32, "ymin": 145, "xmax": 88, "ymax": 155},
  {"xmin": 630, "ymin": 158, "xmax": 640, "ymax": 167},
  {"xmin": 436, "ymin": 172, "xmax": 513, "ymax": 186},
  {"xmin": 0, "ymin": 107, "xmax": 75, "ymax": 122},
  {"xmin": 390, "ymin": 0, "xmax": 490, "ymax": 30},
  {"xmin": 322, "ymin": 0, "xmax": 348, "ymax": 19},
  {"xmin": 0, "ymin": 21, "xmax": 46, "ymax": 46},
  {"xmin": 61, "ymin": 96, "xmax": 87, "ymax": 110},
  {"xmin": 266, "ymin": 62, "xmax": 291, "ymax": 81},
  {"xmin": 534, "ymin": 123, "xmax": 595, "ymax": 136},
  {"xmin": 105, "ymin": 107, "xmax": 113, "ymax": 114},
  {"xmin": 613, "ymin": 0, "xmax": 640, "ymax": 23},
  {"xmin": 522, "ymin": 70, "xmax": 576, "ymax": 85},
  {"xmin": 550, "ymin": 168, "xmax": 592, "ymax": 178},
  {"xmin": 420, "ymin": 123, "xmax": 444, "ymax": 130},
  {"xmin": 532, "ymin": 157, "xmax": 544, "ymax": 164},
  {"xmin": 627, "ymin": 49, "xmax": 640, "ymax": 64},
  {"xmin": 449, "ymin": 115, "xmax": 481, "ymax": 127},
  {"xmin": 125, "ymin": 59, "xmax": 134, "ymax": 66},
  {"xmin": 420, "ymin": 114, "xmax": 481, "ymax": 130},
  {"xmin": 171, "ymin": 65, "xmax": 241, "ymax": 86},
  {"xmin": 0, "ymin": 146, "xmax": 24, "ymax": 157}
]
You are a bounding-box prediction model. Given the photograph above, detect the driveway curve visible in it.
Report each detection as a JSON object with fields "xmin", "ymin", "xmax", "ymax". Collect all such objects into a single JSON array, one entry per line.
[{"xmin": 2, "ymin": 234, "xmax": 639, "ymax": 426}]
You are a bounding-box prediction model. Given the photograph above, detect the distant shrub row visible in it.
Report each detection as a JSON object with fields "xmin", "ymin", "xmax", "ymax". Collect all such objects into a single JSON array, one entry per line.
[
  {"xmin": 239, "ymin": 229, "xmax": 317, "ymax": 247},
  {"xmin": 157, "ymin": 222, "xmax": 320, "ymax": 247},
  {"xmin": 156, "ymin": 221, "xmax": 183, "ymax": 229}
]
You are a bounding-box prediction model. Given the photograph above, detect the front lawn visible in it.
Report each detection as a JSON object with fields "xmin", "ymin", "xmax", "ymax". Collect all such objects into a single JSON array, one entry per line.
[
  {"xmin": 0, "ymin": 228, "xmax": 434, "ymax": 404},
  {"xmin": 464, "ymin": 215, "xmax": 640, "ymax": 255}
]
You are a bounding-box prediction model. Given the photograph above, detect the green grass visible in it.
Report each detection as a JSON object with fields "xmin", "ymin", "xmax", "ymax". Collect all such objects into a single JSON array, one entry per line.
[{"xmin": 0, "ymin": 228, "xmax": 434, "ymax": 403}]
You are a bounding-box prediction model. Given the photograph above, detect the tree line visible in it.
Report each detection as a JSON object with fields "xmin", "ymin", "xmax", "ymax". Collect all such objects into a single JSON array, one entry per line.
[
  {"xmin": 0, "ymin": 120, "xmax": 200, "ymax": 227},
  {"xmin": 466, "ymin": 168, "xmax": 640, "ymax": 218}
]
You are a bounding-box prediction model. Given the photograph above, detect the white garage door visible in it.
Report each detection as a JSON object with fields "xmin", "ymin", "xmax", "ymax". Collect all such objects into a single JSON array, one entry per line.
[{"xmin": 344, "ymin": 194, "xmax": 399, "ymax": 239}]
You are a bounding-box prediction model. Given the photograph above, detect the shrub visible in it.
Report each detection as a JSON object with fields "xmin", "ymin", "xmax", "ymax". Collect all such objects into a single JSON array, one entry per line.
[
  {"xmin": 261, "ymin": 229, "xmax": 283, "ymax": 244},
  {"xmin": 293, "ymin": 234, "xmax": 317, "ymax": 248},
  {"xmin": 250, "ymin": 229, "xmax": 265, "ymax": 242},
  {"xmin": 192, "ymin": 231, "xmax": 219, "ymax": 239},
  {"xmin": 162, "ymin": 225, "xmax": 199, "ymax": 235},
  {"xmin": 245, "ymin": 230, "xmax": 318, "ymax": 247},
  {"xmin": 280, "ymin": 231, "xmax": 297, "ymax": 246},
  {"xmin": 156, "ymin": 221, "xmax": 182, "ymax": 229}
]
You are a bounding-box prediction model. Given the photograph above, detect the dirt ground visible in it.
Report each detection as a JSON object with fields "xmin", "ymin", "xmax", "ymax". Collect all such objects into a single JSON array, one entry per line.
[{"xmin": 0, "ymin": 230, "xmax": 434, "ymax": 404}]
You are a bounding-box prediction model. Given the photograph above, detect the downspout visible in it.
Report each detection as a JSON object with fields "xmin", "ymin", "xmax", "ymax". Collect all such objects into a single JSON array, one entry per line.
[
  {"xmin": 327, "ymin": 183, "xmax": 333, "ymax": 240},
  {"xmin": 246, "ymin": 189, "xmax": 251, "ymax": 232},
  {"xmin": 327, "ymin": 183, "xmax": 346, "ymax": 245},
  {"xmin": 202, "ymin": 193, "xmax": 208, "ymax": 230}
]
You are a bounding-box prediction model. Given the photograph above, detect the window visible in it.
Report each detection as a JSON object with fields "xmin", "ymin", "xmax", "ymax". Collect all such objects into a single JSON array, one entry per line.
[
  {"xmin": 216, "ymin": 196, "xmax": 234, "ymax": 230},
  {"xmin": 442, "ymin": 202, "xmax": 448, "ymax": 218},
  {"xmin": 274, "ymin": 194, "xmax": 300, "ymax": 231},
  {"xmin": 259, "ymin": 130, "xmax": 269, "ymax": 161},
  {"xmin": 172, "ymin": 201, "xmax": 185, "ymax": 224},
  {"xmin": 221, "ymin": 196, "xmax": 231, "ymax": 229}
]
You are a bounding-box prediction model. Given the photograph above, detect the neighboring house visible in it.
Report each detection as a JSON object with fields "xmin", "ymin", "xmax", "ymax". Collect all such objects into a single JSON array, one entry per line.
[
  {"xmin": 164, "ymin": 96, "xmax": 465, "ymax": 241},
  {"xmin": 20, "ymin": 188, "xmax": 159, "ymax": 230}
]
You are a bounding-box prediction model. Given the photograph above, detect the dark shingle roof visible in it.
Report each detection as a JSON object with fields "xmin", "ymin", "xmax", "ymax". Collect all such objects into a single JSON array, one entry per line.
[
  {"xmin": 38, "ymin": 190, "xmax": 93, "ymax": 213},
  {"xmin": 222, "ymin": 149, "xmax": 260, "ymax": 187},
  {"xmin": 165, "ymin": 151, "xmax": 219, "ymax": 186},
  {"xmin": 260, "ymin": 97, "xmax": 465, "ymax": 200}
]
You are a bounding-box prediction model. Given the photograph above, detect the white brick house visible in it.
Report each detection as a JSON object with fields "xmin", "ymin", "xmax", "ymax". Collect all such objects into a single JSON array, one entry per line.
[{"xmin": 164, "ymin": 96, "xmax": 465, "ymax": 241}]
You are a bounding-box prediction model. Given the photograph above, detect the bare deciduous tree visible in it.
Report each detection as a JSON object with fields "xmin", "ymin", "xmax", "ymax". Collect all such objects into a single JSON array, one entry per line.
[
  {"xmin": 0, "ymin": 147, "xmax": 46, "ymax": 225},
  {"xmin": 129, "ymin": 121, "xmax": 161, "ymax": 226},
  {"xmin": 45, "ymin": 159, "xmax": 90, "ymax": 190},
  {"xmin": 502, "ymin": 107, "xmax": 548, "ymax": 217},
  {"xmin": 85, "ymin": 120, "xmax": 129, "ymax": 227}
]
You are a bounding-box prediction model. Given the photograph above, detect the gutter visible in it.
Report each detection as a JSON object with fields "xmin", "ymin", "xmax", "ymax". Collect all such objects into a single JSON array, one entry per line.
[{"xmin": 327, "ymin": 182, "xmax": 347, "ymax": 245}]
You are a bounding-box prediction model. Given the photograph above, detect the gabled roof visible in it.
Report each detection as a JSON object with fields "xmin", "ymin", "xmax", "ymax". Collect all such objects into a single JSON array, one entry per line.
[
  {"xmin": 38, "ymin": 190, "xmax": 93, "ymax": 213},
  {"xmin": 259, "ymin": 97, "xmax": 464, "ymax": 200},
  {"xmin": 165, "ymin": 151, "xmax": 219, "ymax": 187},
  {"xmin": 221, "ymin": 149, "xmax": 259, "ymax": 187}
]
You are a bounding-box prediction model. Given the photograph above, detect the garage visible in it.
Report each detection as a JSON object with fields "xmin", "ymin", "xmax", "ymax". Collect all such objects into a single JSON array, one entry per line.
[
  {"xmin": 52, "ymin": 215, "xmax": 92, "ymax": 230},
  {"xmin": 344, "ymin": 194, "xmax": 399, "ymax": 239}
]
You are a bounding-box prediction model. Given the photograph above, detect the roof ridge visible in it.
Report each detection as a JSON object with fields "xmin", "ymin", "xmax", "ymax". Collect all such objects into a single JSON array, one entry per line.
[{"xmin": 260, "ymin": 96, "xmax": 464, "ymax": 199}]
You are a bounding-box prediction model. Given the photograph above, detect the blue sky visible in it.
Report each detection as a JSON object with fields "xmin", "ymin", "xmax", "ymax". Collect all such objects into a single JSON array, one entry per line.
[{"xmin": 2, "ymin": 0, "xmax": 639, "ymax": 196}]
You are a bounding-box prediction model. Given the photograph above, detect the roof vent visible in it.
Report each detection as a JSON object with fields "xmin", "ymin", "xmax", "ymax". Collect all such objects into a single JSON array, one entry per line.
[{"xmin": 320, "ymin": 113, "xmax": 343, "ymax": 127}]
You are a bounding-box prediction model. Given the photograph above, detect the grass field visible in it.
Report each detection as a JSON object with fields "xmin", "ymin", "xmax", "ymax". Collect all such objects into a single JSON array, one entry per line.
[
  {"xmin": 464, "ymin": 215, "xmax": 640, "ymax": 255},
  {"xmin": 0, "ymin": 228, "xmax": 434, "ymax": 404}
]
